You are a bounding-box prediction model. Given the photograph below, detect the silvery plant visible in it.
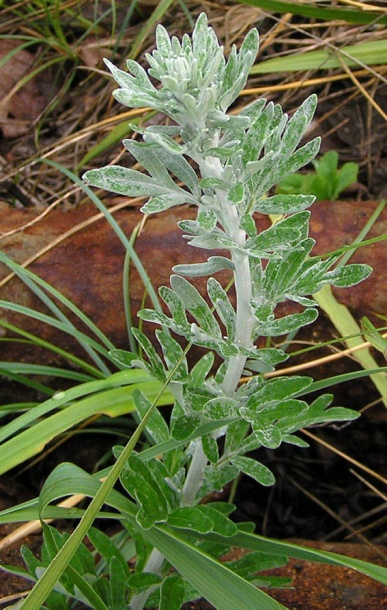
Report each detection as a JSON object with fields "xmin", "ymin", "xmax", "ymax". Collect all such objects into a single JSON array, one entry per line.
[{"xmin": 83, "ymin": 13, "xmax": 371, "ymax": 609}]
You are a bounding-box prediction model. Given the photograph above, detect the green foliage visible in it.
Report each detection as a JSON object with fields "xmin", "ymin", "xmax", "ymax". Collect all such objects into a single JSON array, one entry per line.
[
  {"xmin": 240, "ymin": 0, "xmax": 387, "ymax": 26},
  {"xmin": 1, "ymin": 519, "xmax": 289, "ymax": 610},
  {"xmin": 276, "ymin": 150, "xmax": 359, "ymax": 201},
  {"xmin": 1, "ymin": 12, "xmax": 383, "ymax": 610},
  {"xmin": 361, "ymin": 316, "xmax": 387, "ymax": 357}
]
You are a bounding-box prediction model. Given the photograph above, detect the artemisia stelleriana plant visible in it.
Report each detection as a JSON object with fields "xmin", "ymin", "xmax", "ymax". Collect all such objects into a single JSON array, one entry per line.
[{"xmin": 84, "ymin": 13, "xmax": 371, "ymax": 609}]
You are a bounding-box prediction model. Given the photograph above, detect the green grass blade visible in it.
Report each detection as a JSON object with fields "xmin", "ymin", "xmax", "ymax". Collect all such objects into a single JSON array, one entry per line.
[
  {"xmin": 0, "ymin": 365, "xmax": 54, "ymax": 396},
  {"xmin": 300, "ymin": 366, "xmax": 387, "ymax": 395},
  {"xmin": 0, "ymin": 380, "xmax": 173, "ymax": 475},
  {"xmin": 1, "ymin": 56, "xmax": 65, "ymax": 106},
  {"xmin": 63, "ymin": 563, "xmax": 110, "ymax": 610},
  {"xmin": 335, "ymin": 200, "xmax": 385, "ymax": 268},
  {"xmin": 0, "ymin": 362, "xmax": 94, "ymax": 382},
  {"xmin": 321, "ymin": 233, "xmax": 387, "ymax": 260},
  {"xmin": 0, "ymin": 37, "xmax": 42, "ymax": 69},
  {"xmin": 128, "ymin": 0, "xmax": 175, "ymax": 60},
  {"xmin": 123, "ymin": 223, "xmax": 144, "ymax": 353},
  {"xmin": 3, "ymin": 361, "xmax": 376, "ymax": 479},
  {"xmin": 240, "ymin": 0, "xmax": 387, "ymax": 25},
  {"xmin": 0, "ymin": 463, "xmax": 136, "ymax": 524},
  {"xmin": 0, "ymin": 366, "xmax": 173, "ymax": 475},
  {"xmin": 123, "ymin": 246, "xmax": 137, "ymax": 353},
  {"xmin": 77, "ymin": 118, "xmax": 140, "ymax": 169},
  {"xmin": 206, "ymin": 530, "xmax": 387, "ymax": 585},
  {"xmin": 316, "ymin": 201, "xmax": 387, "ymax": 404},
  {"xmin": 18, "ymin": 383, "xmax": 170, "ymax": 608},
  {"xmin": 0, "ymin": 319, "xmax": 104, "ymax": 378},
  {"xmin": 315, "ymin": 286, "xmax": 387, "ymax": 407},
  {"xmin": 251, "ymin": 40, "xmax": 387, "ymax": 74},
  {"xmin": 0, "ymin": 403, "xmax": 37, "ymax": 416},
  {"xmin": 0, "ymin": 370, "xmax": 150, "ymax": 444},
  {"xmin": 361, "ymin": 317, "xmax": 387, "ymax": 356},
  {"xmin": 0, "ymin": 503, "xmax": 117, "ymax": 523},
  {"xmin": 0, "ymin": 253, "xmax": 116, "ymax": 351},
  {"xmin": 37, "ymin": 463, "xmax": 137, "ymax": 519},
  {"xmin": 144, "ymin": 527, "xmax": 286, "ymax": 610},
  {"xmin": 0, "ymin": 299, "xmax": 111, "ymax": 372},
  {"xmin": 17, "ymin": 349, "xmax": 186, "ymax": 608}
]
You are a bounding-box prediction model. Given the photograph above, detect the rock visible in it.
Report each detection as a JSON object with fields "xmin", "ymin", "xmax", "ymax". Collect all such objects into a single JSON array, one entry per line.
[
  {"xmin": 265, "ymin": 539, "xmax": 387, "ymax": 610},
  {"xmin": 0, "ymin": 200, "xmax": 385, "ymax": 370}
]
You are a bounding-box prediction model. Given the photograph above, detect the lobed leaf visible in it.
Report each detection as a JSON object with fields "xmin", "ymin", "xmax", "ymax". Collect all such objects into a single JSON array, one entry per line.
[
  {"xmin": 141, "ymin": 192, "xmax": 193, "ymax": 214},
  {"xmin": 170, "ymin": 275, "xmax": 222, "ymax": 338},
  {"xmin": 131, "ymin": 328, "xmax": 166, "ymax": 381},
  {"xmin": 172, "ymin": 414, "xmax": 202, "ymax": 440},
  {"xmin": 280, "ymin": 394, "xmax": 359, "ymax": 433},
  {"xmin": 197, "ymin": 505, "xmax": 238, "ymax": 537},
  {"xmin": 156, "ymin": 329, "xmax": 189, "ymax": 381},
  {"xmin": 189, "ymin": 352, "xmax": 215, "ymax": 388},
  {"xmin": 120, "ymin": 455, "xmax": 170, "ymax": 529},
  {"xmin": 187, "ymin": 232, "xmax": 240, "ymax": 251},
  {"xmin": 255, "ymin": 308, "xmax": 318, "ymax": 337},
  {"xmin": 108, "ymin": 556, "xmax": 128, "ymax": 608},
  {"xmin": 159, "ymin": 575, "xmax": 185, "ymax": 610},
  {"xmin": 230, "ymin": 456, "xmax": 275, "ymax": 487},
  {"xmin": 203, "ymin": 396, "xmax": 239, "ymax": 420},
  {"xmin": 225, "ymin": 420, "xmax": 251, "ymax": 453},
  {"xmin": 83, "ymin": 165, "xmax": 179, "ymax": 199},
  {"xmin": 132, "ymin": 388, "xmax": 170, "ymax": 444},
  {"xmin": 127, "ymin": 571, "xmax": 161, "ymax": 592},
  {"xmin": 207, "ymin": 277, "xmax": 236, "ymax": 338},
  {"xmin": 243, "ymin": 348, "xmax": 287, "ymax": 373},
  {"xmin": 202, "ymin": 433, "xmax": 220, "ymax": 463},
  {"xmin": 246, "ymin": 224, "xmax": 301, "ymax": 257},
  {"xmin": 173, "ymin": 256, "xmax": 234, "ymax": 277},
  {"xmin": 245, "ymin": 376, "xmax": 313, "ymax": 411},
  {"xmin": 327, "ymin": 264, "xmax": 372, "ymax": 288},
  {"xmin": 88, "ymin": 527, "xmax": 130, "ymax": 580},
  {"xmin": 254, "ymin": 193, "xmax": 315, "ymax": 215},
  {"xmin": 167, "ymin": 506, "xmax": 215, "ymax": 533},
  {"xmin": 280, "ymin": 95, "xmax": 317, "ymax": 156},
  {"xmin": 251, "ymin": 420, "xmax": 283, "ymax": 449},
  {"xmin": 123, "ymin": 139, "xmax": 176, "ymax": 187}
]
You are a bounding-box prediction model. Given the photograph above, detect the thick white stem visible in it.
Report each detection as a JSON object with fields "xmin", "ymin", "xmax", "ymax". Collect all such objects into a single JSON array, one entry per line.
[
  {"xmin": 130, "ymin": 547, "xmax": 165, "ymax": 610},
  {"xmin": 181, "ymin": 439, "xmax": 208, "ymax": 505},
  {"xmin": 180, "ymin": 150, "xmax": 255, "ymax": 507},
  {"xmin": 216, "ymin": 187, "xmax": 254, "ymax": 396},
  {"xmin": 221, "ymin": 249, "xmax": 254, "ymax": 396}
]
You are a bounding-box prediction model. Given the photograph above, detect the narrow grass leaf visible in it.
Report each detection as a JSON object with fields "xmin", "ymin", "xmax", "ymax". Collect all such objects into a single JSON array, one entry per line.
[
  {"xmin": 0, "ymin": 319, "xmax": 104, "ymax": 378},
  {"xmin": 0, "ymin": 379, "xmax": 173, "ymax": 475},
  {"xmin": 0, "ymin": 370, "xmax": 150, "ymax": 443},
  {"xmin": 0, "ymin": 299, "xmax": 111, "ymax": 374},
  {"xmin": 241, "ymin": 0, "xmax": 387, "ymax": 25},
  {"xmin": 144, "ymin": 527, "xmax": 287, "ymax": 610},
  {"xmin": 251, "ymin": 40, "xmax": 387, "ymax": 74},
  {"xmin": 315, "ymin": 285, "xmax": 387, "ymax": 407},
  {"xmin": 228, "ymin": 531, "xmax": 387, "ymax": 585}
]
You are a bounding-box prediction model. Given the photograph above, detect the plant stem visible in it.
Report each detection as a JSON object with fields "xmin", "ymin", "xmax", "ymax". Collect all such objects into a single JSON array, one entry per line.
[
  {"xmin": 133, "ymin": 144, "xmax": 256, "ymax": 607},
  {"xmin": 130, "ymin": 546, "xmax": 165, "ymax": 610},
  {"xmin": 131, "ymin": 442, "xmax": 207, "ymax": 609},
  {"xmin": 218, "ymin": 186, "xmax": 254, "ymax": 396},
  {"xmin": 221, "ymin": 249, "xmax": 254, "ymax": 395},
  {"xmin": 179, "ymin": 153, "xmax": 255, "ymax": 507},
  {"xmin": 182, "ymin": 438, "xmax": 208, "ymax": 505}
]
